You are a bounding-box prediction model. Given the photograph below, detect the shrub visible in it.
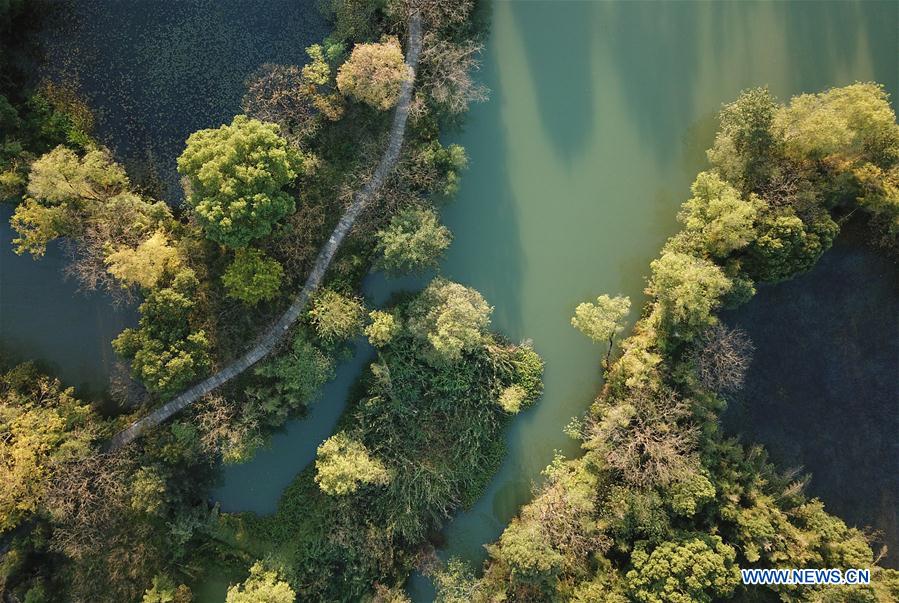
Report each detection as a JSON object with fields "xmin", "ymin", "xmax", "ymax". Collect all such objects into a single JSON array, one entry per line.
[
  {"xmin": 308, "ymin": 289, "xmax": 365, "ymax": 343},
  {"xmin": 375, "ymin": 207, "xmax": 451, "ymax": 274},
  {"xmin": 222, "ymin": 248, "xmax": 284, "ymax": 305}
]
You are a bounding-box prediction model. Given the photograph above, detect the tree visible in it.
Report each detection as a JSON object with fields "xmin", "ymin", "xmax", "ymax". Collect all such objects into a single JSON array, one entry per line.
[
  {"xmin": 571, "ymin": 294, "xmax": 630, "ymax": 367},
  {"xmin": 314, "ymin": 432, "xmax": 390, "ymax": 495},
  {"xmin": 375, "ymin": 207, "xmax": 451, "ymax": 274},
  {"xmin": 774, "ymin": 82, "xmax": 899, "ymax": 165},
  {"xmin": 406, "ymin": 278, "xmax": 492, "ymax": 363},
  {"xmin": 497, "ymin": 384, "xmax": 527, "ymax": 414},
  {"xmin": 433, "ymin": 558, "xmax": 480, "ymax": 603},
  {"xmin": 105, "ymin": 230, "xmax": 182, "ymax": 290},
  {"xmin": 11, "ymin": 145, "xmax": 129, "ymax": 256},
  {"xmin": 677, "ymin": 171, "xmax": 760, "ymax": 257},
  {"xmin": 587, "ymin": 387, "xmax": 698, "ymax": 488},
  {"xmin": 853, "ymin": 162, "xmax": 899, "ymax": 249},
  {"xmin": 419, "ymin": 34, "xmax": 488, "ymax": 115},
  {"xmin": 142, "ymin": 575, "xmax": 192, "ymax": 603},
  {"xmin": 694, "ymin": 324, "xmax": 754, "ymax": 395},
  {"xmin": 364, "ymin": 310, "xmax": 401, "ymax": 347},
  {"xmin": 112, "ymin": 272, "xmax": 211, "ymax": 398},
  {"xmin": 222, "ymin": 248, "xmax": 284, "ymax": 305},
  {"xmin": 707, "ymin": 87, "xmax": 780, "ymax": 192},
  {"xmin": 44, "ymin": 451, "xmax": 162, "ymax": 602},
  {"xmin": 247, "ymin": 330, "xmax": 336, "ymax": 427},
  {"xmin": 647, "ymin": 252, "xmax": 732, "ymax": 336},
  {"xmin": 625, "ymin": 534, "xmax": 740, "ymax": 603},
  {"xmin": 308, "ymin": 289, "xmax": 365, "ymax": 343},
  {"xmin": 399, "ymin": 141, "xmax": 469, "ymax": 197},
  {"xmin": 177, "ymin": 115, "xmax": 304, "ymax": 247},
  {"xmin": 486, "ymin": 518, "xmax": 563, "ymax": 596},
  {"xmin": 0, "ymin": 364, "xmax": 97, "ymax": 532},
  {"xmin": 325, "ymin": 0, "xmax": 382, "ymax": 42},
  {"xmin": 242, "ymin": 43, "xmax": 345, "ymax": 144},
  {"xmin": 746, "ymin": 208, "xmax": 839, "ymax": 282},
  {"xmin": 226, "ymin": 562, "xmax": 295, "ymax": 603},
  {"xmin": 337, "ymin": 36, "xmax": 412, "ymax": 110}
]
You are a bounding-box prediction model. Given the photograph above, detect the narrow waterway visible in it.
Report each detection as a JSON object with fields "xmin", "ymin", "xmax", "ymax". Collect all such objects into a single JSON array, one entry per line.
[{"xmin": 2, "ymin": 1, "xmax": 897, "ymax": 601}]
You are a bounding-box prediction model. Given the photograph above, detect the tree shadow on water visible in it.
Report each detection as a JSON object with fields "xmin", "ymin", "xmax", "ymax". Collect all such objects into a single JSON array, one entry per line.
[{"xmin": 507, "ymin": 1, "xmax": 597, "ymax": 162}]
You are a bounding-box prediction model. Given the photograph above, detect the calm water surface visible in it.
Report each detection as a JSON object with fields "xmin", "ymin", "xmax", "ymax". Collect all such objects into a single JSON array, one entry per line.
[{"xmin": 1, "ymin": 1, "xmax": 897, "ymax": 600}]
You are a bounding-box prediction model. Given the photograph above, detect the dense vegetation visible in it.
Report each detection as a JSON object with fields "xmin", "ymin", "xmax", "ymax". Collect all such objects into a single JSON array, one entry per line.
[
  {"xmin": 212, "ymin": 280, "xmax": 543, "ymax": 601},
  {"xmin": 1, "ymin": 0, "xmax": 512, "ymax": 601},
  {"xmin": 438, "ymin": 83, "xmax": 899, "ymax": 602}
]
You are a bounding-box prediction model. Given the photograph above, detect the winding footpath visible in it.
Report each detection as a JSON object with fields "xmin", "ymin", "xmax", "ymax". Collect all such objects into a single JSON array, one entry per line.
[{"xmin": 109, "ymin": 14, "xmax": 423, "ymax": 450}]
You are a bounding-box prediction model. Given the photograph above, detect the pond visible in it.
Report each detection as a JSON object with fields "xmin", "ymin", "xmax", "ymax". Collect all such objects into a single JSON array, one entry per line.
[
  {"xmin": 722, "ymin": 221, "xmax": 899, "ymax": 569},
  {"xmin": 1, "ymin": 0, "xmax": 896, "ymax": 601}
]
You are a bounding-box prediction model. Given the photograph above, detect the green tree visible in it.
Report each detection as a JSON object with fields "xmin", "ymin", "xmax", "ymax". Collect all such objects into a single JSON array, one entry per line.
[
  {"xmin": 364, "ymin": 309, "xmax": 400, "ymax": 347},
  {"xmin": 774, "ymin": 82, "xmax": 899, "ymax": 165},
  {"xmin": 375, "ymin": 207, "xmax": 452, "ymax": 274},
  {"xmin": 647, "ymin": 252, "xmax": 732, "ymax": 336},
  {"xmin": 406, "ymin": 278, "xmax": 492, "ymax": 363},
  {"xmin": 337, "ymin": 36, "xmax": 412, "ymax": 110},
  {"xmin": 226, "ymin": 562, "xmax": 295, "ymax": 603},
  {"xmin": 571, "ymin": 294, "xmax": 630, "ymax": 366},
  {"xmin": 11, "ymin": 146, "xmax": 129, "ymax": 256},
  {"xmin": 247, "ymin": 330, "xmax": 336, "ymax": 426},
  {"xmin": 433, "ymin": 558, "xmax": 480, "ymax": 603},
  {"xmin": 487, "ymin": 518, "xmax": 563, "ymax": 595},
  {"xmin": 853, "ymin": 163, "xmax": 899, "ymax": 248},
  {"xmin": 141, "ymin": 575, "xmax": 192, "ymax": 603},
  {"xmin": 677, "ymin": 171, "xmax": 760, "ymax": 257},
  {"xmin": 105, "ymin": 230, "xmax": 182, "ymax": 290},
  {"xmin": 112, "ymin": 272, "xmax": 211, "ymax": 398},
  {"xmin": 625, "ymin": 534, "xmax": 740, "ymax": 603},
  {"xmin": 0, "ymin": 364, "xmax": 97, "ymax": 532},
  {"xmin": 177, "ymin": 115, "xmax": 303, "ymax": 247},
  {"xmin": 707, "ymin": 87, "xmax": 780, "ymax": 191},
  {"xmin": 314, "ymin": 432, "xmax": 390, "ymax": 495},
  {"xmin": 497, "ymin": 384, "xmax": 527, "ymax": 414},
  {"xmin": 308, "ymin": 289, "xmax": 365, "ymax": 343},
  {"xmin": 222, "ymin": 248, "xmax": 284, "ymax": 305},
  {"xmin": 746, "ymin": 208, "xmax": 839, "ymax": 282}
]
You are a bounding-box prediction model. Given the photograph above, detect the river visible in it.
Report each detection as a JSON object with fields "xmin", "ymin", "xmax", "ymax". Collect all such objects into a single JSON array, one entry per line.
[{"xmin": 1, "ymin": 1, "xmax": 896, "ymax": 601}]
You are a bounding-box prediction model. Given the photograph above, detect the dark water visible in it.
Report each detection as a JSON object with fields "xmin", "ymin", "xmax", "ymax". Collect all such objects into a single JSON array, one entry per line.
[
  {"xmin": 0, "ymin": 205, "xmax": 135, "ymax": 396},
  {"xmin": 722, "ymin": 226, "xmax": 899, "ymax": 568},
  {"xmin": 38, "ymin": 0, "xmax": 329, "ymax": 198}
]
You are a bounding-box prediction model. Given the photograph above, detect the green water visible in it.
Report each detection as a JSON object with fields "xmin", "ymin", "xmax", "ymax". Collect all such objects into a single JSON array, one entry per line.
[{"xmin": 403, "ymin": 1, "xmax": 898, "ymax": 598}]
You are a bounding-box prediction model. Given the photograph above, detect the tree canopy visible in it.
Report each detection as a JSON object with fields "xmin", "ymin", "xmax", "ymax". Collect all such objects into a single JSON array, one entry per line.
[
  {"xmin": 225, "ymin": 562, "xmax": 295, "ymax": 603},
  {"xmin": 0, "ymin": 364, "xmax": 97, "ymax": 532},
  {"xmin": 177, "ymin": 115, "xmax": 304, "ymax": 248},
  {"xmin": 337, "ymin": 36, "xmax": 412, "ymax": 110},
  {"xmin": 406, "ymin": 277, "xmax": 492, "ymax": 363},
  {"xmin": 375, "ymin": 206, "xmax": 451, "ymax": 274},
  {"xmin": 314, "ymin": 432, "xmax": 390, "ymax": 495},
  {"xmin": 677, "ymin": 171, "xmax": 760, "ymax": 257},
  {"xmin": 571, "ymin": 294, "xmax": 630, "ymax": 345},
  {"xmin": 222, "ymin": 248, "xmax": 284, "ymax": 305}
]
